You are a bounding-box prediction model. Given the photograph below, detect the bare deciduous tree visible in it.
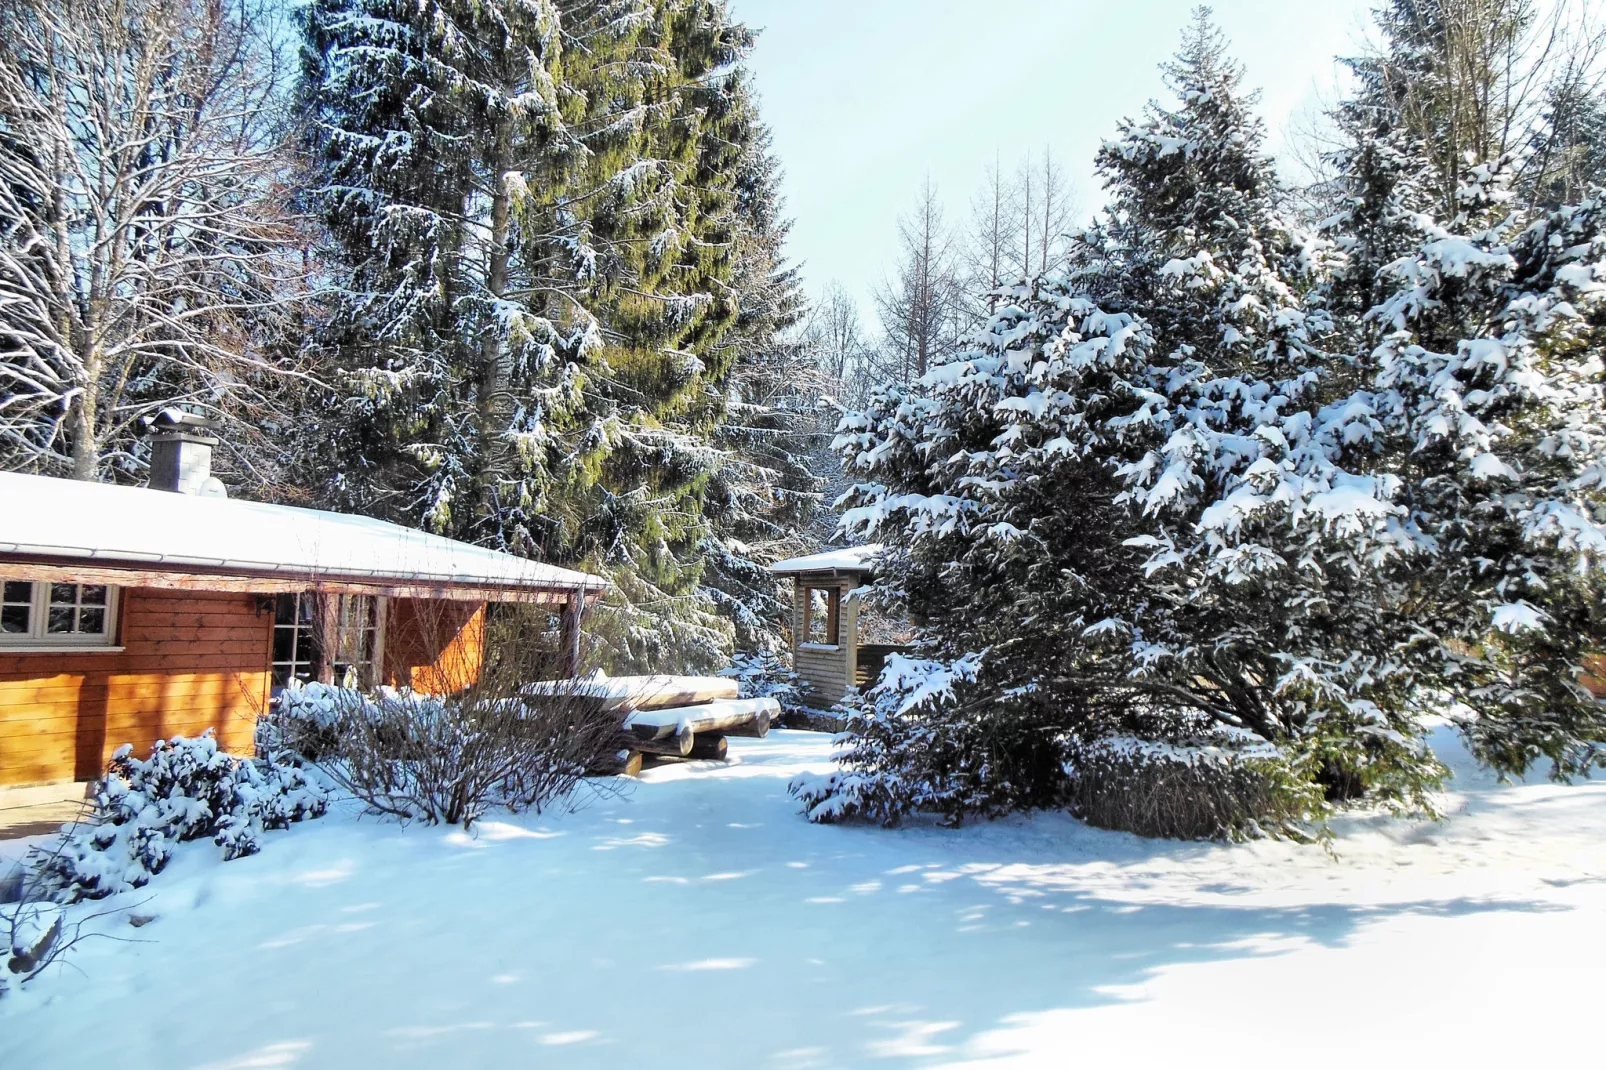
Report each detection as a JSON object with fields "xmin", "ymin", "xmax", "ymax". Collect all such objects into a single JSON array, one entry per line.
[
  {"xmin": 964, "ymin": 149, "xmax": 1080, "ymax": 321},
  {"xmin": 0, "ymin": 0, "xmax": 309, "ymax": 481},
  {"xmin": 1358, "ymin": 0, "xmax": 1606, "ymax": 212},
  {"xmin": 869, "ymin": 180, "xmax": 964, "ymax": 388},
  {"xmin": 804, "ymin": 280, "xmax": 869, "ymax": 398}
]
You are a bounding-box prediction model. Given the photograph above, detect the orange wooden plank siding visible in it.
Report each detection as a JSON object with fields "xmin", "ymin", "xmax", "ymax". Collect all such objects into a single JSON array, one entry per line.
[
  {"xmin": 0, "ymin": 589, "xmax": 272, "ymax": 787},
  {"xmin": 1582, "ymin": 655, "xmax": 1606, "ymax": 697},
  {"xmin": 0, "ymin": 589, "xmax": 493, "ymax": 788},
  {"xmin": 384, "ymin": 600, "xmax": 486, "ymax": 694}
]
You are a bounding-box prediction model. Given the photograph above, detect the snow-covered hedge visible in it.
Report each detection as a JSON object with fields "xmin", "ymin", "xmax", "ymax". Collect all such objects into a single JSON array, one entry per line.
[
  {"xmin": 790, "ymin": 653, "xmax": 1328, "ymax": 839},
  {"xmin": 1064, "ymin": 735, "xmax": 1325, "ymax": 842},
  {"xmin": 28, "ymin": 732, "xmax": 327, "ymax": 903}
]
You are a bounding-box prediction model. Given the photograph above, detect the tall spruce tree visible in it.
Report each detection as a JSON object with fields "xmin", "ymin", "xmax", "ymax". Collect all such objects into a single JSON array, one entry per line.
[
  {"xmin": 808, "ymin": 12, "xmax": 1370, "ymax": 827},
  {"xmin": 297, "ymin": 0, "xmax": 569, "ymax": 530},
  {"xmin": 300, "ymin": 0, "xmax": 772, "ymax": 671}
]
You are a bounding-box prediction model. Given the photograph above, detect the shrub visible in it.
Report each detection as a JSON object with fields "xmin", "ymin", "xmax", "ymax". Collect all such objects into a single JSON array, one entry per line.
[
  {"xmin": 261, "ymin": 682, "xmax": 620, "ymax": 827},
  {"xmin": 790, "ymin": 654, "xmax": 1071, "ymax": 826},
  {"xmin": 1064, "ymin": 735, "xmax": 1327, "ymax": 842},
  {"xmin": 28, "ymin": 732, "xmax": 327, "ymax": 903},
  {"xmin": 260, "ymin": 604, "xmax": 625, "ymax": 828},
  {"xmin": 722, "ymin": 650, "xmax": 807, "ymax": 718}
]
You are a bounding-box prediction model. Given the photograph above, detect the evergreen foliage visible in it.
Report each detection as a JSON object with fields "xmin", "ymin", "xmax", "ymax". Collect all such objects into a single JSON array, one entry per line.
[
  {"xmin": 697, "ymin": 122, "xmax": 833, "ymax": 652},
  {"xmin": 803, "ymin": 7, "xmax": 1606, "ymax": 835},
  {"xmin": 298, "ymin": 0, "xmax": 787, "ymax": 670},
  {"xmin": 30, "ymin": 732, "xmax": 327, "ymax": 903}
]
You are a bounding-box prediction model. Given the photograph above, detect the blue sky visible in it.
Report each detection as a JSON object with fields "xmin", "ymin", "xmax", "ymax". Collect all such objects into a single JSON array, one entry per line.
[{"xmin": 727, "ymin": 0, "xmax": 1377, "ymax": 309}]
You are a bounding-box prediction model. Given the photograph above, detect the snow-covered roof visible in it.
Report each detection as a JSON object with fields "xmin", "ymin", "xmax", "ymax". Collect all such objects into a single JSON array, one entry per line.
[
  {"xmin": 0, "ymin": 472, "xmax": 606, "ymax": 595},
  {"xmin": 767, "ymin": 544, "xmax": 883, "ymax": 575}
]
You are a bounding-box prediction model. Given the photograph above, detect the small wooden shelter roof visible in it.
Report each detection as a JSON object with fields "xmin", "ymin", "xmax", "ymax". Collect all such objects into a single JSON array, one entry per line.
[
  {"xmin": 0, "ymin": 472, "xmax": 607, "ymax": 603},
  {"xmin": 767, "ymin": 544, "xmax": 882, "ymax": 577}
]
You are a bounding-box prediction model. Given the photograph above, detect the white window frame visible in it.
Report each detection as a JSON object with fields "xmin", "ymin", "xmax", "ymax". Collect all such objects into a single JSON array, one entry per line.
[{"xmin": 0, "ymin": 579, "xmax": 121, "ymax": 651}]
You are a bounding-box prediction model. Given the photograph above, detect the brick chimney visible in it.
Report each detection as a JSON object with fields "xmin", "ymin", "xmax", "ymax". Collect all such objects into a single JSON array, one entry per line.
[{"xmin": 144, "ymin": 409, "xmax": 227, "ymax": 497}]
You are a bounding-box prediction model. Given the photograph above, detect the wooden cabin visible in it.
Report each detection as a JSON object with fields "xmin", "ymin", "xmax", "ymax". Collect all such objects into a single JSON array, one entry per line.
[
  {"xmin": 0, "ymin": 459, "xmax": 604, "ymax": 788},
  {"xmin": 769, "ymin": 546, "xmax": 906, "ymax": 706}
]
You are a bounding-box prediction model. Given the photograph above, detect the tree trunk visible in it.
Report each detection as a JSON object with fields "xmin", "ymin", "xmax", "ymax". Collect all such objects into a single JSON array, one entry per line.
[
  {"xmin": 474, "ymin": 118, "xmax": 513, "ymax": 530},
  {"xmin": 69, "ymin": 366, "xmax": 99, "ymax": 480}
]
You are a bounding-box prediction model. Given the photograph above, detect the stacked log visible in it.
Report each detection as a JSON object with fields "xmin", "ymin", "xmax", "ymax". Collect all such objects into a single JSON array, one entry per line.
[
  {"xmin": 689, "ymin": 734, "xmax": 728, "ymax": 761},
  {"xmin": 622, "ymin": 721, "xmax": 694, "ymax": 757},
  {"xmin": 550, "ymin": 677, "xmax": 778, "ymax": 777}
]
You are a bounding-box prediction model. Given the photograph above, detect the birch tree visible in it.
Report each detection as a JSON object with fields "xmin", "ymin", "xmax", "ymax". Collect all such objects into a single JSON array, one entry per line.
[{"xmin": 0, "ymin": 0, "xmax": 305, "ymax": 481}]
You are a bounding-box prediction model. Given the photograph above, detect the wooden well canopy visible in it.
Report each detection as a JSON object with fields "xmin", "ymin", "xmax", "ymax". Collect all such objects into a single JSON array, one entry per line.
[
  {"xmin": 0, "ymin": 472, "xmax": 607, "ymax": 607},
  {"xmin": 768, "ymin": 545, "xmax": 887, "ymax": 704}
]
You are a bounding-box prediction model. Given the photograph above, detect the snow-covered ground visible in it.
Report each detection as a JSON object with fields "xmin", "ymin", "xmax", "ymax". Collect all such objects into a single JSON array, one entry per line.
[{"xmin": 4, "ymin": 727, "xmax": 1604, "ymax": 1069}]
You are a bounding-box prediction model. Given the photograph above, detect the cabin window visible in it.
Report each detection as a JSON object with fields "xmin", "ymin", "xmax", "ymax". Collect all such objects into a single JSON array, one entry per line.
[
  {"xmin": 802, "ymin": 586, "xmax": 841, "ymax": 646},
  {"xmin": 272, "ymin": 593, "xmax": 323, "ymax": 688},
  {"xmin": 272, "ymin": 592, "xmax": 384, "ymax": 690},
  {"xmin": 329, "ymin": 594, "xmax": 381, "ymax": 688},
  {"xmin": 0, "ymin": 581, "xmax": 118, "ymax": 647}
]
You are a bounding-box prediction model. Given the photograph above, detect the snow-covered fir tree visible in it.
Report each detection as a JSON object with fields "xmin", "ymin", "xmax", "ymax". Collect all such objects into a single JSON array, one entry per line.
[
  {"xmin": 299, "ymin": 0, "xmax": 779, "ymax": 671},
  {"xmin": 811, "ymin": 13, "xmax": 1357, "ymax": 824},
  {"xmin": 799, "ymin": 6, "xmax": 1606, "ymax": 831}
]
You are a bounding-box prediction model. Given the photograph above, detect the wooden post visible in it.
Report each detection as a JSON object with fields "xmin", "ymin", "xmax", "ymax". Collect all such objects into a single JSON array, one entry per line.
[
  {"xmin": 369, "ymin": 596, "xmax": 389, "ymax": 690},
  {"xmin": 561, "ymin": 593, "xmax": 584, "ymax": 678},
  {"xmin": 318, "ymin": 593, "xmax": 339, "ymax": 685}
]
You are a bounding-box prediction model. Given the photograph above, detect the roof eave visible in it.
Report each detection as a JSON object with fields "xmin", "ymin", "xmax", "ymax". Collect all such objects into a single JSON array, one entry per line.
[{"xmin": 0, "ymin": 551, "xmax": 609, "ymax": 603}]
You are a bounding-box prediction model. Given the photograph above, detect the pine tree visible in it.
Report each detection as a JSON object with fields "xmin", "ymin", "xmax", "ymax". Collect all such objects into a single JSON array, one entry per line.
[
  {"xmin": 300, "ymin": 0, "xmax": 772, "ymax": 671},
  {"xmin": 805, "ymin": 9, "xmax": 1451, "ymax": 829}
]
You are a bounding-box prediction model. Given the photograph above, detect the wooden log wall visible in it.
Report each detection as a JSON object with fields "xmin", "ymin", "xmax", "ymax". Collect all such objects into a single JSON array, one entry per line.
[{"xmin": 0, "ymin": 588, "xmax": 272, "ymax": 787}]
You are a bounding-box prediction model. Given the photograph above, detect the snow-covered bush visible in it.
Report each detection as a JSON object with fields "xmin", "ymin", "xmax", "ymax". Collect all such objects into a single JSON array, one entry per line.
[
  {"xmin": 258, "ymin": 640, "xmax": 622, "ymax": 828},
  {"xmin": 258, "ymin": 680, "xmax": 357, "ymax": 762},
  {"xmin": 791, "ymin": 654, "xmax": 1069, "ymax": 826},
  {"xmin": 28, "ymin": 732, "xmax": 327, "ymax": 903},
  {"xmin": 1064, "ymin": 736, "xmax": 1326, "ymax": 842}
]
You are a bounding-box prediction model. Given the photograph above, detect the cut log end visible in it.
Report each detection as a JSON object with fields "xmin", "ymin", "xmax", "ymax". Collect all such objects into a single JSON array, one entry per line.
[
  {"xmin": 627, "ymin": 724, "xmax": 694, "ymax": 757},
  {"xmin": 723, "ymin": 708, "xmax": 771, "ymax": 739},
  {"xmin": 587, "ymin": 749, "xmax": 643, "ymax": 778},
  {"xmin": 689, "ymin": 733, "xmax": 728, "ymax": 761}
]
